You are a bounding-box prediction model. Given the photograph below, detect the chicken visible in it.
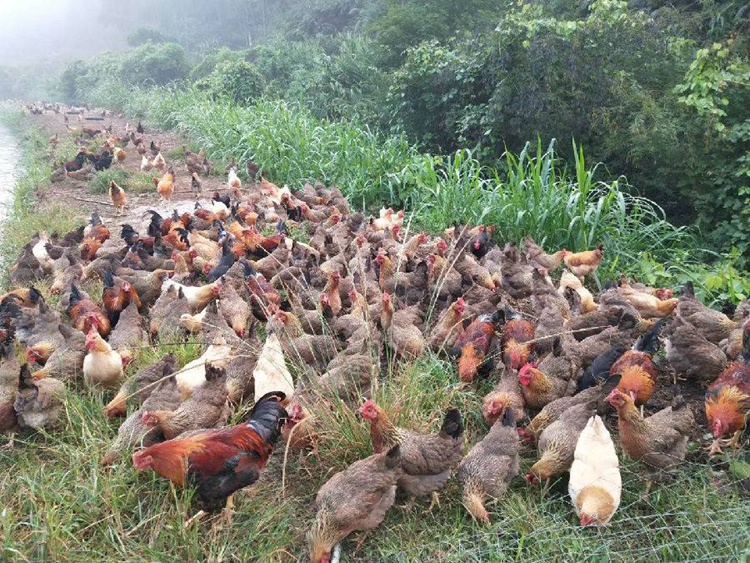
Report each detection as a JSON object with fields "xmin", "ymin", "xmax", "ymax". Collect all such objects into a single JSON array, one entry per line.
[
  {"xmin": 253, "ymin": 332, "xmax": 294, "ymax": 404},
  {"xmin": 526, "ymin": 402, "xmax": 593, "ymax": 486},
  {"xmin": 161, "ymin": 278, "xmax": 221, "ymax": 314},
  {"xmin": 153, "ymin": 169, "xmax": 174, "ymax": 201},
  {"xmin": 482, "ymin": 368, "xmax": 526, "ymax": 426},
  {"xmin": 107, "ymin": 300, "xmax": 147, "ymax": 367},
  {"xmin": 113, "ymin": 146, "xmax": 126, "ymax": 165},
  {"xmin": 280, "ymin": 401, "xmax": 317, "ymax": 453},
  {"xmin": 175, "ymin": 335, "xmax": 233, "ymax": 396},
  {"xmin": 133, "ymin": 391, "xmax": 287, "ymax": 514},
  {"xmin": 677, "ymin": 281, "xmax": 737, "ymax": 343},
  {"xmin": 360, "ymin": 401, "xmax": 463, "ymax": 507},
  {"xmin": 30, "ymin": 323, "xmax": 86, "ymax": 381},
  {"xmin": 218, "ymin": 282, "xmax": 251, "ymax": 338},
  {"xmin": 524, "ymin": 236, "xmax": 563, "ymax": 276},
  {"xmin": 142, "ymin": 363, "xmax": 229, "ymax": 440},
  {"xmin": 227, "ymin": 167, "xmax": 241, "ymax": 190},
  {"xmin": 608, "ymin": 389, "xmax": 694, "ymax": 480},
  {"xmin": 618, "ymin": 281, "xmax": 678, "ymax": 319},
  {"xmin": 82, "ymin": 328, "xmax": 123, "ymax": 389},
  {"xmin": 0, "ymin": 343, "xmax": 19, "ymax": 434},
  {"xmin": 610, "ymin": 319, "xmax": 664, "ymax": 406},
  {"xmin": 518, "ymin": 356, "xmax": 576, "ymax": 411},
  {"xmin": 103, "ymin": 354, "xmax": 177, "ymax": 419},
  {"xmin": 153, "ymin": 151, "xmax": 166, "ymax": 170},
  {"xmin": 109, "ymin": 180, "xmax": 127, "ymax": 216},
  {"xmin": 501, "ymin": 307, "xmax": 535, "ymax": 371},
  {"xmin": 149, "ymin": 284, "xmax": 190, "ymax": 340},
  {"xmin": 100, "ymin": 378, "xmax": 182, "ymax": 466},
  {"xmin": 705, "ymin": 317, "xmax": 750, "ymax": 452},
  {"xmin": 380, "ymin": 292, "xmax": 425, "ymax": 358},
  {"xmin": 500, "ymin": 242, "xmax": 536, "ymax": 299},
  {"xmin": 458, "ymin": 408, "xmax": 520, "ymax": 523},
  {"xmin": 307, "ymin": 445, "xmax": 401, "ymax": 563},
  {"xmin": 427, "ymin": 298, "xmax": 467, "ymax": 353},
  {"xmin": 452, "ymin": 309, "xmax": 504, "ymax": 384},
  {"xmin": 561, "ymin": 244, "xmax": 604, "ymax": 279},
  {"xmin": 665, "ymin": 317, "xmax": 727, "ymax": 384},
  {"xmin": 523, "ymin": 379, "xmax": 619, "ymax": 443},
  {"xmin": 578, "ymin": 345, "xmax": 626, "ymax": 391},
  {"xmin": 102, "ymin": 271, "xmax": 141, "ymax": 327},
  {"xmin": 558, "ymin": 270, "xmax": 597, "ymax": 313},
  {"xmin": 68, "ymin": 283, "xmax": 110, "ymax": 338},
  {"xmin": 140, "ymin": 154, "xmax": 153, "ymax": 172},
  {"xmin": 14, "ymin": 366, "xmax": 66, "ymax": 430},
  {"xmin": 568, "ymin": 415, "xmax": 621, "ymax": 527}
]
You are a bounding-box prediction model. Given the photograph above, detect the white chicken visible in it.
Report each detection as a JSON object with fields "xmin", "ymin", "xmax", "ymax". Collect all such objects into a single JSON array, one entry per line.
[
  {"xmin": 253, "ymin": 332, "xmax": 294, "ymax": 404},
  {"xmin": 32, "ymin": 232, "xmax": 54, "ymax": 272},
  {"xmin": 152, "ymin": 152, "xmax": 167, "ymax": 172},
  {"xmin": 82, "ymin": 329, "xmax": 123, "ymax": 389},
  {"xmin": 227, "ymin": 167, "xmax": 242, "ymax": 190},
  {"xmin": 161, "ymin": 278, "xmax": 221, "ymax": 313},
  {"xmin": 174, "ymin": 334, "xmax": 233, "ymax": 396},
  {"xmin": 140, "ymin": 154, "xmax": 154, "ymax": 172},
  {"xmin": 568, "ymin": 415, "xmax": 621, "ymax": 527}
]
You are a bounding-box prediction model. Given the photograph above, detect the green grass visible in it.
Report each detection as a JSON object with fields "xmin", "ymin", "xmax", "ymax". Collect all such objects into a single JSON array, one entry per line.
[
  {"xmin": 89, "ymin": 168, "xmax": 156, "ymax": 195},
  {"xmin": 2, "ymin": 351, "xmax": 749, "ymax": 562}
]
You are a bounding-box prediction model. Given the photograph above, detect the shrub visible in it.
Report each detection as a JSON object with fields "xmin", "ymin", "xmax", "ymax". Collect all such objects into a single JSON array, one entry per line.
[
  {"xmin": 195, "ymin": 59, "xmax": 265, "ymax": 104},
  {"xmin": 120, "ymin": 42, "xmax": 190, "ymax": 87}
]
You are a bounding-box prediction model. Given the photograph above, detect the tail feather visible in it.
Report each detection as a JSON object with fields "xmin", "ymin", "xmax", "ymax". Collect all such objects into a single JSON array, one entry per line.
[
  {"xmin": 462, "ymin": 487, "xmax": 490, "ymax": 524},
  {"xmin": 69, "ymin": 283, "xmax": 82, "ymax": 307},
  {"xmin": 246, "ymin": 391, "xmax": 288, "ymax": 444},
  {"xmin": 634, "ymin": 318, "xmax": 665, "ymax": 355},
  {"xmin": 440, "ymin": 408, "xmax": 463, "ymax": 439}
]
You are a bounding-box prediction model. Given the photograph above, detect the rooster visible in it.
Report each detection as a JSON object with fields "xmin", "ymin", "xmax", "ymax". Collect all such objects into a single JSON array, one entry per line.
[
  {"xmin": 68, "ymin": 283, "xmax": 110, "ymax": 337},
  {"xmin": 705, "ymin": 317, "xmax": 750, "ymax": 453},
  {"xmin": 610, "ymin": 319, "xmax": 664, "ymax": 406},
  {"xmin": 501, "ymin": 307, "xmax": 534, "ymax": 370},
  {"xmin": 452, "ymin": 309, "xmax": 505, "ymax": 383},
  {"xmin": 132, "ymin": 391, "xmax": 287, "ymax": 517}
]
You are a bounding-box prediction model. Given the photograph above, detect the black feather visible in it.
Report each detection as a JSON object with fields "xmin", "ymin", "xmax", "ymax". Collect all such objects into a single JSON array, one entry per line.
[
  {"xmin": 440, "ymin": 409, "xmax": 463, "ymax": 439},
  {"xmin": 633, "ymin": 318, "xmax": 665, "ymax": 355}
]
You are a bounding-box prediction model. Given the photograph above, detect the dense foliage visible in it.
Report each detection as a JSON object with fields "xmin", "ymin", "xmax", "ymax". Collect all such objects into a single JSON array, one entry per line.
[{"xmin": 3, "ymin": 0, "xmax": 749, "ymax": 288}]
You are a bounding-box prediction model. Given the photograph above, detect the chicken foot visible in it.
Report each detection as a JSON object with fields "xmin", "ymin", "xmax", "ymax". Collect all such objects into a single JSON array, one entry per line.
[
  {"xmin": 0, "ymin": 433, "xmax": 14, "ymax": 450},
  {"xmin": 183, "ymin": 510, "xmax": 208, "ymax": 529}
]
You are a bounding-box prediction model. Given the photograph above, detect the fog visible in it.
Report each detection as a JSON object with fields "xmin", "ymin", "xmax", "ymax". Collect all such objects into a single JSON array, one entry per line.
[{"xmin": 0, "ymin": 0, "xmax": 130, "ymax": 65}]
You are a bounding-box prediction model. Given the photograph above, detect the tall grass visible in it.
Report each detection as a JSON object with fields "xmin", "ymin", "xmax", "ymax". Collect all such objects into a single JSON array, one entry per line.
[
  {"xmin": 389, "ymin": 140, "xmax": 695, "ymax": 282},
  {"xmin": 91, "ymin": 85, "xmax": 749, "ymax": 300}
]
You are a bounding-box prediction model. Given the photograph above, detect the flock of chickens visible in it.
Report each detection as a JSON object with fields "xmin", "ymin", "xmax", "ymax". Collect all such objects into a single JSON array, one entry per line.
[{"xmin": 2, "ymin": 113, "xmax": 750, "ymax": 562}]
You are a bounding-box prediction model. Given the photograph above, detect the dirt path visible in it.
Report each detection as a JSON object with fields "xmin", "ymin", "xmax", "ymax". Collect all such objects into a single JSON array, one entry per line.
[{"xmin": 29, "ymin": 110, "xmax": 228, "ymax": 235}]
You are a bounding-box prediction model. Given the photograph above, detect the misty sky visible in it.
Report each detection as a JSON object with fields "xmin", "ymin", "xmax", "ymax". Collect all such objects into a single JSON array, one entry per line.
[{"xmin": 0, "ymin": 0, "xmax": 128, "ymax": 65}]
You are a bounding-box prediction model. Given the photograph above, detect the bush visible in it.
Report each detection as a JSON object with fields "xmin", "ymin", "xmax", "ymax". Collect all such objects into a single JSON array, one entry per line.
[
  {"xmin": 120, "ymin": 42, "xmax": 190, "ymax": 87},
  {"xmin": 195, "ymin": 59, "xmax": 264, "ymax": 104}
]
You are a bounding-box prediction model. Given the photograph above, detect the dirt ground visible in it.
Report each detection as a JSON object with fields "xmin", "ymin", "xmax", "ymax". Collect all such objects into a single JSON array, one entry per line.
[{"xmin": 29, "ymin": 109, "xmax": 228, "ymax": 236}]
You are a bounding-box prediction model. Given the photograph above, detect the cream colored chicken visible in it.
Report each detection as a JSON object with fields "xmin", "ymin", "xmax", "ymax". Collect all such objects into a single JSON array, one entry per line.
[
  {"xmin": 253, "ymin": 332, "xmax": 294, "ymax": 404},
  {"xmin": 82, "ymin": 328, "xmax": 123, "ymax": 389},
  {"xmin": 568, "ymin": 415, "xmax": 621, "ymax": 527}
]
